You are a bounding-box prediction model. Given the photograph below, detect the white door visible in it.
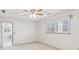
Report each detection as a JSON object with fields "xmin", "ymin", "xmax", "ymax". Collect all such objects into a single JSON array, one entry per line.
[{"xmin": 2, "ymin": 22, "xmax": 13, "ymax": 47}]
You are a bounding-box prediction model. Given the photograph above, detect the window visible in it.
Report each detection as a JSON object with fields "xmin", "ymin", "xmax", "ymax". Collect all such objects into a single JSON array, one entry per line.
[
  {"xmin": 47, "ymin": 16, "xmax": 71, "ymax": 34},
  {"xmin": 57, "ymin": 21, "xmax": 63, "ymax": 33},
  {"xmin": 63, "ymin": 20, "xmax": 69, "ymax": 32},
  {"xmin": 47, "ymin": 21, "xmax": 57, "ymax": 33}
]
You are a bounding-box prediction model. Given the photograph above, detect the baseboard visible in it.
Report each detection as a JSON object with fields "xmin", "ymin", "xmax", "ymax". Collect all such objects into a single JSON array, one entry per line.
[
  {"xmin": 37, "ymin": 41, "xmax": 63, "ymax": 50},
  {"xmin": 10, "ymin": 40, "xmax": 63, "ymax": 50},
  {"xmin": 13, "ymin": 41, "xmax": 38, "ymax": 46}
]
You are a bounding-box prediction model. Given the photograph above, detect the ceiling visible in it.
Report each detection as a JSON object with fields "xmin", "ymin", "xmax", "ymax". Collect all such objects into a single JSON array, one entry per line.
[{"xmin": 0, "ymin": 9, "xmax": 67, "ymax": 21}]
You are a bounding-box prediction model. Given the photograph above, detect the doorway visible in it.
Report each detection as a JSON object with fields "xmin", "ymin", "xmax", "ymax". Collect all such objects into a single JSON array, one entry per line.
[{"xmin": 2, "ymin": 22, "xmax": 13, "ymax": 47}]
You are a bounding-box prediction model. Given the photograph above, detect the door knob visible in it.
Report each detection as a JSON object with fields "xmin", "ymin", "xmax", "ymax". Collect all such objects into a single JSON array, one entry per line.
[{"xmin": 13, "ymin": 32, "xmax": 15, "ymax": 34}]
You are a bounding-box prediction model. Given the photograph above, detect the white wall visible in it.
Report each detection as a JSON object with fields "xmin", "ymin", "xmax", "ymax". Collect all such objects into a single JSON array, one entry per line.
[
  {"xmin": 0, "ymin": 17, "xmax": 37, "ymax": 47},
  {"xmin": 13, "ymin": 19, "xmax": 37, "ymax": 45},
  {"xmin": 0, "ymin": 20, "xmax": 2, "ymax": 47},
  {"xmin": 37, "ymin": 10, "xmax": 79, "ymax": 50}
]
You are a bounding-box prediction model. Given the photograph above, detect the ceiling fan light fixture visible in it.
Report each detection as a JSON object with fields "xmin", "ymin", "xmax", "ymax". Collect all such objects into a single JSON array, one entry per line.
[{"xmin": 30, "ymin": 14, "xmax": 36, "ymax": 18}]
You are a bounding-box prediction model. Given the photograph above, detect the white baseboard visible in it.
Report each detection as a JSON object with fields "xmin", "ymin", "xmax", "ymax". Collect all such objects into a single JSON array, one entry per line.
[
  {"xmin": 37, "ymin": 41, "xmax": 62, "ymax": 50},
  {"xmin": 13, "ymin": 41, "xmax": 38, "ymax": 46}
]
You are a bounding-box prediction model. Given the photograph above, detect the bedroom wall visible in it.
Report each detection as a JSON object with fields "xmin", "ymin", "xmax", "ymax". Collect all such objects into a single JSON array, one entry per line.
[
  {"xmin": 0, "ymin": 20, "xmax": 2, "ymax": 47},
  {"xmin": 37, "ymin": 10, "xmax": 79, "ymax": 50},
  {"xmin": 0, "ymin": 17, "xmax": 37, "ymax": 47},
  {"xmin": 13, "ymin": 19, "xmax": 37, "ymax": 45}
]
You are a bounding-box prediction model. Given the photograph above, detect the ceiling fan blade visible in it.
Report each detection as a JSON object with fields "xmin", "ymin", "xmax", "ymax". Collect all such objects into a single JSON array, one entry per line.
[
  {"xmin": 36, "ymin": 9, "xmax": 43, "ymax": 12},
  {"xmin": 35, "ymin": 13, "xmax": 44, "ymax": 15},
  {"xmin": 22, "ymin": 14, "xmax": 31, "ymax": 16},
  {"xmin": 24, "ymin": 10, "xmax": 30, "ymax": 12}
]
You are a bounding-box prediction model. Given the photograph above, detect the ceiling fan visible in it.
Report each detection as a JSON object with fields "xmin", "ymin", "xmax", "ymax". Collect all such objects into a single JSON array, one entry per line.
[{"xmin": 23, "ymin": 9, "xmax": 50, "ymax": 18}]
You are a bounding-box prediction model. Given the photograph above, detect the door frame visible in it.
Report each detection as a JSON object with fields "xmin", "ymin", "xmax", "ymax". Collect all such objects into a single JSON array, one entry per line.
[{"xmin": 1, "ymin": 21, "xmax": 14, "ymax": 48}]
